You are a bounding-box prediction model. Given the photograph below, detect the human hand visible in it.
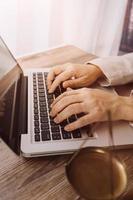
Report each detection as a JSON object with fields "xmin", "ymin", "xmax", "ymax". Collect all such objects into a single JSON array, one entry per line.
[
  {"xmin": 47, "ymin": 63, "xmax": 103, "ymax": 93},
  {"xmin": 50, "ymin": 88, "xmax": 132, "ymax": 131}
]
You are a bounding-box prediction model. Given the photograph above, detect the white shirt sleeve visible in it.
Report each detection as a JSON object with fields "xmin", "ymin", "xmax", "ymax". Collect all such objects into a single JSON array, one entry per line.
[
  {"xmin": 88, "ymin": 53, "xmax": 133, "ymax": 86},
  {"xmin": 88, "ymin": 53, "xmax": 133, "ymax": 125}
]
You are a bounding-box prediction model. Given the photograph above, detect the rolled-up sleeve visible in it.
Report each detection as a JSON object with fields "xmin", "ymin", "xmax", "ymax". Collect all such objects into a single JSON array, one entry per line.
[{"xmin": 88, "ymin": 53, "xmax": 133, "ymax": 86}]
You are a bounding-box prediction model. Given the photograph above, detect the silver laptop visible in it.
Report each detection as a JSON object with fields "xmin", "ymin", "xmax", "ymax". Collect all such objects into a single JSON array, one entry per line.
[{"xmin": 0, "ymin": 36, "xmax": 133, "ymax": 157}]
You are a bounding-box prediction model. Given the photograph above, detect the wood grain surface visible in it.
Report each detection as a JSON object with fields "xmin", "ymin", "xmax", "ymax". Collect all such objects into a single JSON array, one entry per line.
[{"xmin": 0, "ymin": 45, "xmax": 133, "ymax": 200}]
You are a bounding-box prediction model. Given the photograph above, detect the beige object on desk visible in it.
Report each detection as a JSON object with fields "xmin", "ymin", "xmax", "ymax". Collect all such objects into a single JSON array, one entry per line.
[{"xmin": 0, "ymin": 45, "xmax": 133, "ymax": 200}]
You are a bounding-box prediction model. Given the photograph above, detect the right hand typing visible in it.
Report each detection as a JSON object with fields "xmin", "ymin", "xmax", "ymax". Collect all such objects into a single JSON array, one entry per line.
[{"xmin": 47, "ymin": 63, "xmax": 103, "ymax": 93}]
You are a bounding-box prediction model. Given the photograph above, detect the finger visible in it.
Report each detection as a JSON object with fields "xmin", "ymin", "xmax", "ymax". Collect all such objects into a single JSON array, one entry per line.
[
  {"xmin": 49, "ymin": 70, "xmax": 73, "ymax": 93},
  {"xmin": 54, "ymin": 103, "xmax": 84, "ymax": 123},
  {"xmin": 66, "ymin": 87, "xmax": 72, "ymax": 91},
  {"xmin": 51, "ymin": 89, "xmax": 80, "ymax": 107},
  {"xmin": 63, "ymin": 76, "xmax": 86, "ymax": 88},
  {"xmin": 64, "ymin": 113, "xmax": 96, "ymax": 131},
  {"xmin": 47, "ymin": 66, "xmax": 63, "ymax": 89},
  {"xmin": 50, "ymin": 94, "xmax": 82, "ymax": 117}
]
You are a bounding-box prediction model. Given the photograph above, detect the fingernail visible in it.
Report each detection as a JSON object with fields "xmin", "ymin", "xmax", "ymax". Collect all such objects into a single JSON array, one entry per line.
[
  {"xmin": 49, "ymin": 89, "xmax": 52, "ymax": 93},
  {"xmin": 54, "ymin": 118, "xmax": 59, "ymax": 123},
  {"xmin": 64, "ymin": 126, "xmax": 70, "ymax": 131}
]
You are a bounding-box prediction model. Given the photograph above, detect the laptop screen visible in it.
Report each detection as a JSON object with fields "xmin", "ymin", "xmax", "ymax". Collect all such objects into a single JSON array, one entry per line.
[{"xmin": 0, "ymin": 36, "xmax": 22, "ymax": 154}]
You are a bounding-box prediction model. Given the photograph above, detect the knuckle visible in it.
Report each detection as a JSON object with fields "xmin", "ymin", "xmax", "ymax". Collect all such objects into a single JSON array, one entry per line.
[
  {"xmin": 68, "ymin": 104, "xmax": 75, "ymax": 113},
  {"xmin": 79, "ymin": 116, "xmax": 88, "ymax": 125},
  {"xmin": 53, "ymin": 105, "xmax": 59, "ymax": 114},
  {"xmin": 61, "ymin": 97, "xmax": 68, "ymax": 106},
  {"xmin": 80, "ymin": 102, "xmax": 85, "ymax": 111},
  {"xmin": 64, "ymin": 91, "xmax": 69, "ymax": 97}
]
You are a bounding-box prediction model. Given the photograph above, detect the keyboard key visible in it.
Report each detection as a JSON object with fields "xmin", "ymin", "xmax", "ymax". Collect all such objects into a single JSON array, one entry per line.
[
  {"xmin": 44, "ymin": 72, "xmax": 48, "ymax": 76},
  {"xmin": 60, "ymin": 119, "xmax": 68, "ymax": 127},
  {"xmin": 41, "ymin": 123, "xmax": 49, "ymax": 129},
  {"xmin": 34, "ymin": 98, "xmax": 38, "ymax": 103},
  {"xmin": 34, "ymin": 109, "xmax": 38, "ymax": 114},
  {"xmin": 34, "ymin": 103, "xmax": 38, "ymax": 109},
  {"xmin": 47, "ymin": 93, "xmax": 53, "ymax": 99},
  {"xmin": 54, "ymin": 86, "xmax": 60, "ymax": 98},
  {"xmin": 77, "ymin": 113, "xmax": 85, "ymax": 118},
  {"xmin": 72, "ymin": 130, "xmax": 81, "ymax": 138},
  {"xmin": 38, "ymin": 85, "xmax": 44, "ymax": 89},
  {"xmin": 33, "ymin": 80, "xmax": 36, "ymax": 83},
  {"xmin": 51, "ymin": 126, "xmax": 60, "ymax": 132},
  {"xmin": 52, "ymin": 133, "xmax": 61, "ymax": 140},
  {"xmin": 33, "ymin": 85, "xmax": 37, "ymax": 90},
  {"xmin": 34, "ymin": 115, "xmax": 39, "ymax": 120},
  {"xmin": 38, "ymin": 77, "xmax": 43, "ymax": 79},
  {"xmin": 40, "ymin": 112, "xmax": 48, "ymax": 117},
  {"xmin": 41, "ymin": 131, "xmax": 51, "ymax": 141},
  {"xmin": 48, "ymin": 98, "xmax": 53, "ymax": 105},
  {"xmin": 39, "ymin": 93, "xmax": 45, "ymax": 97},
  {"xmin": 41, "ymin": 117, "xmax": 49, "ymax": 123},
  {"xmin": 34, "ymin": 94, "xmax": 37, "ymax": 98},
  {"xmin": 35, "ymin": 135, "xmax": 40, "ymax": 142},
  {"xmin": 39, "ymin": 102, "xmax": 46, "ymax": 107},
  {"xmin": 40, "ymin": 107, "xmax": 47, "ymax": 112},
  {"xmin": 34, "ymin": 120, "xmax": 39, "ymax": 127},
  {"xmin": 34, "ymin": 127, "xmax": 40, "ymax": 134},
  {"xmin": 50, "ymin": 120, "xmax": 57, "ymax": 126},
  {"xmin": 38, "ymin": 80, "xmax": 43, "ymax": 83},
  {"xmin": 38, "ymin": 89, "xmax": 45, "ymax": 93},
  {"xmin": 37, "ymin": 72, "xmax": 42, "ymax": 76},
  {"xmin": 69, "ymin": 115, "xmax": 76, "ymax": 123},
  {"xmin": 61, "ymin": 128, "xmax": 72, "ymax": 139},
  {"xmin": 39, "ymin": 97, "xmax": 46, "ymax": 102}
]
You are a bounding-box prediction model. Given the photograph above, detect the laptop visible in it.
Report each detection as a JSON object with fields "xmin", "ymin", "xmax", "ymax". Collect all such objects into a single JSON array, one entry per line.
[{"xmin": 0, "ymin": 36, "xmax": 133, "ymax": 157}]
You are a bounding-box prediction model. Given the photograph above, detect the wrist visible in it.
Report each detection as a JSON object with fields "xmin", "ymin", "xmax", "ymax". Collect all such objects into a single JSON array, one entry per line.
[
  {"xmin": 119, "ymin": 96, "xmax": 133, "ymax": 121},
  {"xmin": 87, "ymin": 64, "xmax": 104, "ymax": 78}
]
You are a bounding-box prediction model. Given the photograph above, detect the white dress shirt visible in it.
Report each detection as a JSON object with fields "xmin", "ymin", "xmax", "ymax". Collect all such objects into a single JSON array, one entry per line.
[
  {"xmin": 89, "ymin": 53, "xmax": 133, "ymax": 125},
  {"xmin": 89, "ymin": 53, "xmax": 133, "ymax": 86}
]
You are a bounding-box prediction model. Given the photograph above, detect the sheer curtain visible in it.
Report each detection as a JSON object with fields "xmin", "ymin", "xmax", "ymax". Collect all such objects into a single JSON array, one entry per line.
[{"xmin": 0, "ymin": 0, "xmax": 127, "ymax": 57}]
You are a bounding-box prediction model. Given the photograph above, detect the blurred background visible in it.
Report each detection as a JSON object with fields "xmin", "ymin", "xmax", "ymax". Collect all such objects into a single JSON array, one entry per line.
[{"xmin": 0, "ymin": 0, "xmax": 132, "ymax": 57}]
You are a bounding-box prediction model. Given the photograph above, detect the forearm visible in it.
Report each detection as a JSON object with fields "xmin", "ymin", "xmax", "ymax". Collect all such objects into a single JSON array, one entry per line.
[{"xmin": 119, "ymin": 96, "xmax": 133, "ymax": 121}]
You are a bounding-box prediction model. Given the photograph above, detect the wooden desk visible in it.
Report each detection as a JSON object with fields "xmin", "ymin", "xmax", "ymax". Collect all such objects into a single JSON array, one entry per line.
[{"xmin": 0, "ymin": 45, "xmax": 133, "ymax": 200}]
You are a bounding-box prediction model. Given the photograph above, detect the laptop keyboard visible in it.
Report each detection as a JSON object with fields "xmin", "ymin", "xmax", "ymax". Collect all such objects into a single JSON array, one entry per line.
[{"xmin": 32, "ymin": 72, "xmax": 83, "ymax": 142}]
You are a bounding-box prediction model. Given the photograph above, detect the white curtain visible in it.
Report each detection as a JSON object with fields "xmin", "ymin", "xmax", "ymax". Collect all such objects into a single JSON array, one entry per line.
[{"xmin": 0, "ymin": 0, "xmax": 127, "ymax": 57}]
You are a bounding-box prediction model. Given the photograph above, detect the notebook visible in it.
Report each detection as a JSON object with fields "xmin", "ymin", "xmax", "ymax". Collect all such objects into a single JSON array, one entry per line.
[{"xmin": 0, "ymin": 36, "xmax": 133, "ymax": 157}]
